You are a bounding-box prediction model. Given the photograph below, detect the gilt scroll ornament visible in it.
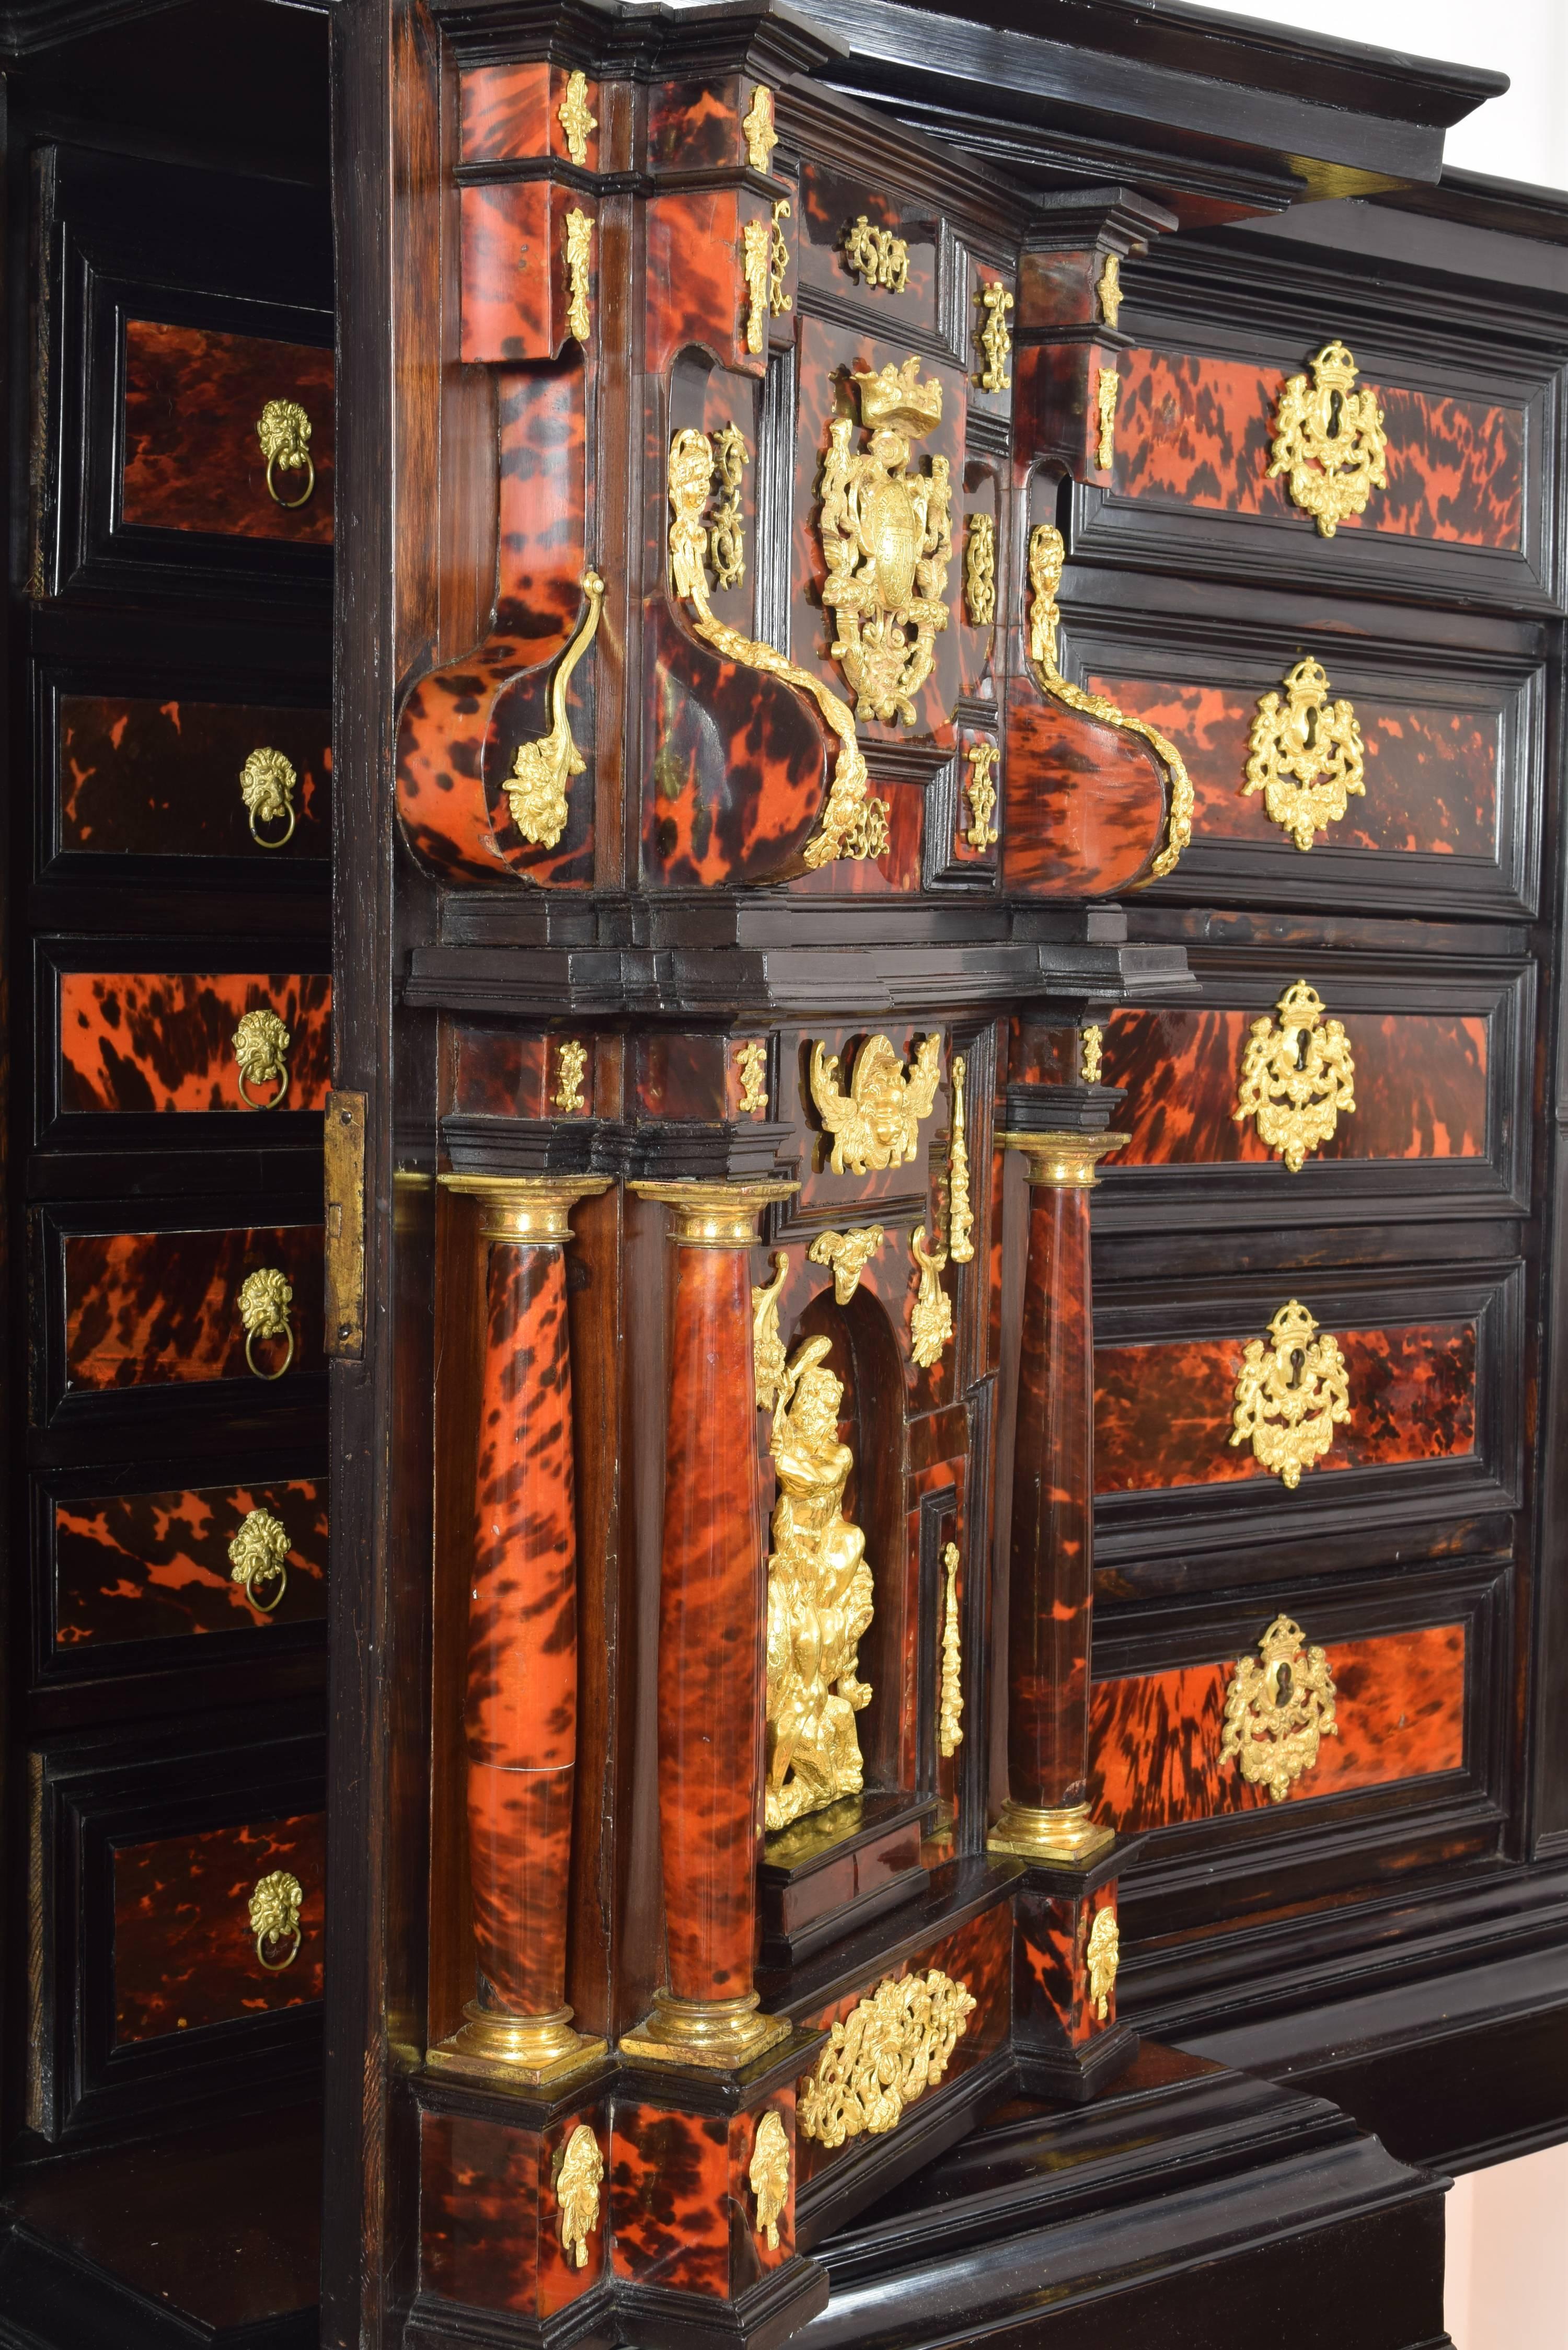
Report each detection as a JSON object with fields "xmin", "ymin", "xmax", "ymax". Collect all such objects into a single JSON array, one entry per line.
[
  {"xmin": 553, "ymin": 1039, "xmax": 588, "ymax": 1113},
  {"xmin": 1028, "ymin": 524, "xmax": 1191, "ymax": 881},
  {"xmin": 797, "ymin": 1970, "xmax": 977, "ymax": 2146},
  {"xmin": 564, "ymin": 208, "xmax": 592, "ymax": 342},
  {"xmin": 1230, "ymin": 1300, "xmax": 1352, "ymax": 1488},
  {"xmin": 742, "ymin": 216, "xmax": 770, "ymax": 354},
  {"xmin": 1219, "ymin": 1614, "xmax": 1339, "ymax": 1799},
  {"xmin": 232, "ymin": 1009, "xmax": 291, "ymax": 1109},
  {"xmin": 750, "ymin": 2111, "xmax": 790, "ymax": 2249},
  {"xmin": 963, "ymin": 742, "xmax": 1000, "ymax": 849},
  {"xmin": 556, "ymin": 2125, "xmax": 604, "ymax": 2269},
  {"xmin": 808, "ymin": 1225, "xmax": 885, "ymax": 1303},
  {"xmin": 229, "ymin": 1505, "xmax": 290, "ymax": 1612},
  {"xmin": 1233, "ymin": 979, "xmax": 1355, "ymax": 1172},
  {"xmin": 240, "ymin": 747, "xmax": 297, "ymax": 847},
  {"xmin": 947, "ymin": 1055, "xmax": 974, "ymax": 1263},
  {"xmin": 764, "ymin": 1335, "xmax": 875, "ymax": 1830},
  {"xmin": 842, "ymin": 215, "xmax": 909, "ymax": 292},
  {"xmin": 938, "ymin": 1541, "xmax": 963, "ymax": 1756},
  {"xmin": 1086, "ymin": 1904, "xmax": 1119, "ymax": 2021},
  {"xmin": 736, "ymin": 1039, "xmax": 768, "ymax": 1115},
  {"xmin": 742, "ymin": 84, "xmax": 778, "ymax": 172},
  {"xmin": 249, "ymin": 1870, "xmax": 304, "ymax": 1969},
  {"xmin": 1096, "ymin": 252, "xmax": 1122, "ymax": 328},
  {"xmin": 503, "ymin": 569, "xmax": 605, "ymax": 847},
  {"xmin": 707, "ymin": 428, "xmax": 747, "ymax": 589},
  {"xmin": 1095, "ymin": 367, "xmax": 1119, "ymax": 469},
  {"xmin": 1268, "ymin": 340, "xmax": 1387, "ymax": 538},
  {"xmin": 769, "ymin": 199, "xmax": 792, "ymax": 317},
  {"xmin": 820, "ymin": 358, "xmax": 952, "ymax": 727},
  {"xmin": 669, "ymin": 428, "xmax": 889, "ymax": 866},
  {"xmin": 557, "ymin": 70, "xmax": 596, "ymax": 165},
  {"xmin": 909, "ymin": 1228, "xmax": 952, "ymax": 1368},
  {"xmin": 964, "ymin": 513, "xmax": 995, "ymax": 627},
  {"xmin": 810, "ymin": 1033, "xmax": 941, "ymax": 1173},
  {"xmin": 976, "ymin": 280, "xmax": 1012, "ymax": 392},
  {"xmin": 1244, "ymin": 656, "xmax": 1365, "ymax": 852},
  {"xmin": 752, "ymin": 1252, "xmax": 789, "ymax": 1411}
]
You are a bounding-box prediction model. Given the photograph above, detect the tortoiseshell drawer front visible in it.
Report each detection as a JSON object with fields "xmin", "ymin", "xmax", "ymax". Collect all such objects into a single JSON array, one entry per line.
[
  {"xmin": 121, "ymin": 320, "xmax": 335, "ymax": 545},
  {"xmin": 52, "ymin": 694, "xmax": 331, "ymax": 865},
  {"xmin": 54, "ymin": 971, "xmax": 332, "ymax": 1122},
  {"xmin": 59, "ymin": 1221, "xmax": 323, "ymax": 1398},
  {"xmin": 113, "ymin": 1811, "xmax": 325, "ymax": 2043},
  {"xmin": 48, "ymin": 1475, "xmax": 328, "ymax": 1655}
]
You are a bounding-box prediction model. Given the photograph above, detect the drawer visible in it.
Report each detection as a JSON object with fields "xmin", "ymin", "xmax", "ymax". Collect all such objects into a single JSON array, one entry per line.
[
  {"xmin": 51, "ymin": 692, "xmax": 331, "ymax": 866},
  {"xmin": 1091, "ymin": 1260, "xmax": 1523, "ymax": 1587},
  {"xmin": 121, "ymin": 320, "xmax": 334, "ymax": 545},
  {"xmin": 47, "ymin": 1472, "xmax": 328, "ymax": 1657},
  {"xmin": 52, "ymin": 966, "xmax": 332, "ymax": 1125},
  {"xmin": 26, "ymin": 1711, "xmax": 324, "ymax": 2142}
]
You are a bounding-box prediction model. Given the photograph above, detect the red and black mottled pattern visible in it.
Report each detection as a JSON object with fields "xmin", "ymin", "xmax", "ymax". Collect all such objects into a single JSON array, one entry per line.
[
  {"xmin": 1090, "ymin": 678, "xmax": 1497, "ymax": 860},
  {"xmin": 1016, "ymin": 1881, "xmax": 1115, "ymax": 2051},
  {"xmin": 1104, "ymin": 1007, "xmax": 1488, "ymax": 1166},
  {"xmin": 1114, "ymin": 349, "xmax": 1524, "ymax": 550},
  {"xmin": 1009, "ymin": 1184, "xmax": 1094, "ymax": 1812},
  {"xmin": 1002, "ymin": 675, "xmax": 1166, "ymax": 898},
  {"xmin": 113, "ymin": 1812, "xmax": 325, "ymax": 2042},
  {"xmin": 58, "ymin": 697, "xmax": 330, "ymax": 859},
  {"xmin": 467, "ymin": 1241, "xmax": 579, "ymax": 2015},
  {"xmin": 64, "ymin": 1224, "xmax": 323, "ymax": 1391},
  {"xmin": 659, "ymin": 1245, "xmax": 765, "ymax": 2003},
  {"xmin": 647, "ymin": 79, "xmax": 744, "ymax": 172},
  {"xmin": 1017, "ymin": 247, "xmax": 1100, "ymax": 333},
  {"xmin": 121, "ymin": 321, "xmax": 333, "ymax": 544},
  {"xmin": 635, "ymin": 1033, "xmax": 731, "ymax": 1121},
  {"xmin": 795, "ymin": 166, "xmax": 937, "ymax": 337},
  {"xmin": 610, "ymin": 2105, "xmax": 733, "ymax": 2295},
  {"xmin": 459, "ymin": 62, "xmax": 601, "ymax": 170},
  {"xmin": 397, "ymin": 367, "xmax": 594, "ymax": 884},
  {"xmin": 420, "ymin": 2110, "xmax": 541, "ymax": 2314},
  {"xmin": 1091, "ymin": 1621, "xmax": 1467, "ymax": 1830},
  {"xmin": 54, "ymin": 1478, "xmax": 327, "ymax": 1645},
  {"xmin": 461, "ymin": 183, "xmax": 592, "ymax": 364},
  {"xmin": 786, "ymin": 781, "xmax": 924, "ymax": 898},
  {"xmin": 59, "ymin": 972, "xmax": 331, "ymax": 1115},
  {"xmin": 730, "ymin": 2100, "xmax": 795, "ymax": 2282},
  {"xmin": 1008, "ymin": 1018, "xmax": 1076, "ymax": 1088},
  {"xmin": 648, "ymin": 189, "xmax": 760, "ymax": 379},
  {"xmin": 1094, "ymin": 1319, "xmax": 1477, "ymax": 1494}
]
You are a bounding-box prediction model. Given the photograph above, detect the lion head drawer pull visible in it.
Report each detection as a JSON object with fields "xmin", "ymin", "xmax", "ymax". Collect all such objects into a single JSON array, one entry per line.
[
  {"xmin": 232, "ymin": 1009, "xmax": 291, "ymax": 1109},
  {"xmin": 240, "ymin": 747, "xmax": 297, "ymax": 848},
  {"xmin": 249, "ymin": 1869, "xmax": 305, "ymax": 1969},
  {"xmin": 1230, "ymin": 1298, "xmax": 1352, "ymax": 1487},
  {"xmin": 1233, "ymin": 978, "xmax": 1355, "ymax": 1171},
  {"xmin": 1244, "ymin": 659, "xmax": 1365, "ymax": 851},
  {"xmin": 257, "ymin": 398, "xmax": 316, "ymax": 508},
  {"xmin": 228, "ymin": 1505, "xmax": 290, "ymax": 1612},
  {"xmin": 1267, "ymin": 340, "xmax": 1387, "ymax": 538},
  {"xmin": 239, "ymin": 1267, "xmax": 295, "ymax": 1380},
  {"xmin": 1219, "ymin": 1614, "xmax": 1339, "ymax": 1800}
]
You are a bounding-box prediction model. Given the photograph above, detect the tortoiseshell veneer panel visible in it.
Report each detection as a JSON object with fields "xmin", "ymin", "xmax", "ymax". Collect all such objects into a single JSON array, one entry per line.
[
  {"xmin": 112, "ymin": 1811, "xmax": 325, "ymax": 2041},
  {"xmin": 57, "ymin": 696, "xmax": 330, "ymax": 859},
  {"xmin": 420, "ymin": 2106, "xmax": 608, "ymax": 2317},
  {"xmin": 64, "ymin": 1224, "xmax": 323, "ymax": 1391},
  {"xmin": 53, "ymin": 1479, "xmax": 327, "ymax": 1646},
  {"xmin": 1086, "ymin": 677, "xmax": 1498, "ymax": 859},
  {"xmin": 121, "ymin": 321, "xmax": 334, "ymax": 542},
  {"xmin": 1096, "ymin": 1321, "xmax": 1476, "ymax": 1494},
  {"xmin": 1091, "ymin": 1622, "xmax": 1466, "ymax": 1831},
  {"xmin": 459, "ymin": 61, "xmax": 602, "ymax": 170},
  {"xmin": 1113, "ymin": 350, "xmax": 1523, "ymax": 549},
  {"xmin": 610, "ymin": 2091, "xmax": 796, "ymax": 2300},
  {"xmin": 59, "ymin": 973, "xmax": 331, "ymax": 1115},
  {"xmin": 1017, "ymin": 1881, "xmax": 1119, "ymax": 2050},
  {"xmin": 1103, "ymin": 1008, "xmax": 1488, "ymax": 1166}
]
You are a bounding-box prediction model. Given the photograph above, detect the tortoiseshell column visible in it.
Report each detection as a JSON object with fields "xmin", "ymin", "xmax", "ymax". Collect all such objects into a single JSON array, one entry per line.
[
  {"xmin": 623, "ymin": 1178, "xmax": 798, "ymax": 2069},
  {"xmin": 990, "ymin": 1130, "xmax": 1125, "ymax": 1863},
  {"xmin": 436, "ymin": 1173, "xmax": 611, "ymax": 2083}
]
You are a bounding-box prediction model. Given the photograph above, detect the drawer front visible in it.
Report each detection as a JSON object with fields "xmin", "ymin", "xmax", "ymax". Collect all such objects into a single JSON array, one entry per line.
[
  {"xmin": 54, "ymin": 694, "xmax": 331, "ymax": 863},
  {"xmin": 51, "ymin": 1476, "xmax": 328, "ymax": 1651},
  {"xmin": 113, "ymin": 1810, "xmax": 325, "ymax": 2043},
  {"xmin": 62, "ymin": 1223, "xmax": 323, "ymax": 1394},
  {"xmin": 57, "ymin": 971, "xmax": 332, "ymax": 1118},
  {"xmin": 121, "ymin": 320, "xmax": 335, "ymax": 545}
]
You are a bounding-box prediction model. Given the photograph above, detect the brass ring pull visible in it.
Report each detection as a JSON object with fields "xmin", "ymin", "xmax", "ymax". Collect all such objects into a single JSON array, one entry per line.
[
  {"xmin": 228, "ymin": 1505, "xmax": 290, "ymax": 1613},
  {"xmin": 232, "ymin": 1008, "xmax": 292, "ymax": 1110},
  {"xmin": 256, "ymin": 398, "xmax": 316, "ymax": 510},
  {"xmin": 239, "ymin": 1267, "xmax": 295, "ymax": 1380},
  {"xmin": 249, "ymin": 1869, "xmax": 304, "ymax": 1969},
  {"xmin": 240, "ymin": 747, "xmax": 297, "ymax": 848}
]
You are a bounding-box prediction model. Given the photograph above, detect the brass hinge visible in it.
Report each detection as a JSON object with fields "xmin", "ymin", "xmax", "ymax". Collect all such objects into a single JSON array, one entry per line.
[{"xmin": 324, "ymin": 1089, "xmax": 366, "ymax": 1360}]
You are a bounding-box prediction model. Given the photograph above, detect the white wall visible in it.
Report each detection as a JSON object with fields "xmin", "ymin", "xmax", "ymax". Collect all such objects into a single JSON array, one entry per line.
[
  {"xmin": 1443, "ymin": 2144, "xmax": 1568, "ymax": 2347},
  {"xmin": 1187, "ymin": 0, "xmax": 1568, "ymax": 189}
]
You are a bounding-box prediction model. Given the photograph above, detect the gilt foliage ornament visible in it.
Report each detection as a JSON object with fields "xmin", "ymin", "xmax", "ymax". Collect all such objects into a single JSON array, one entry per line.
[
  {"xmin": 842, "ymin": 215, "xmax": 908, "ymax": 292},
  {"xmin": 909, "ymin": 1227, "xmax": 953, "ymax": 1369},
  {"xmin": 964, "ymin": 512, "xmax": 995, "ymax": 627},
  {"xmin": 742, "ymin": 84, "xmax": 778, "ymax": 173},
  {"xmin": 1028, "ymin": 524, "xmax": 1191, "ymax": 882},
  {"xmin": 938, "ymin": 1541, "xmax": 963, "ymax": 1756},
  {"xmin": 553, "ymin": 1038, "xmax": 588, "ymax": 1113},
  {"xmin": 1244, "ymin": 656, "xmax": 1365, "ymax": 852},
  {"xmin": 1095, "ymin": 366, "xmax": 1119, "ymax": 469},
  {"xmin": 1233, "ymin": 979, "xmax": 1355, "ymax": 1172},
  {"xmin": 742, "ymin": 216, "xmax": 770, "ymax": 354},
  {"xmin": 820, "ymin": 359, "xmax": 952, "ymax": 727},
  {"xmin": 556, "ymin": 2125, "xmax": 604, "ymax": 2269},
  {"xmin": 1086, "ymin": 1904, "xmax": 1119, "ymax": 2021},
  {"xmin": 503, "ymin": 569, "xmax": 605, "ymax": 848},
  {"xmin": 807, "ymin": 1225, "xmax": 885, "ymax": 1303},
  {"xmin": 750, "ymin": 2110, "xmax": 790, "ymax": 2250},
  {"xmin": 797, "ymin": 1970, "xmax": 977, "ymax": 2147},
  {"xmin": 1230, "ymin": 1300, "xmax": 1352, "ymax": 1489},
  {"xmin": 557, "ymin": 71, "xmax": 596, "ymax": 165},
  {"xmin": 976, "ymin": 280, "xmax": 1012, "ymax": 391},
  {"xmin": 736, "ymin": 1039, "xmax": 768, "ymax": 1115},
  {"xmin": 764, "ymin": 1335, "xmax": 874, "ymax": 1831},
  {"xmin": 668, "ymin": 428, "xmax": 888, "ymax": 867},
  {"xmin": 707, "ymin": 427, "xmax": 747, "ymax": 590},
  {"xmin": 810, "ymin": 1033, "xmax": 941, "ymax": 1174},
  {"xmin": 1096, "ymin": 251, "xmax": 1122, "ymax": 328},
  {"xmin": 1268, "ymin": 340, "xmax": 1387, "ymax": 538},
  {"xmin": 752, "ymin": 1252, "xmax": 790, "ymax": 1411},
  {"xmin": 1219, "ymin": 1614, "xmax": 1339, "ymax": 1800},
  {"xmin": 963, "ymin": 742, "xmax": 999, "ymax": 850},
  {"xmin": 946, "ymin": 1054, "xmax": 974, "ymax": 1263},
  {"xmin": 564, "ymin": 208, "xmax": 592, "ymax": 342}
]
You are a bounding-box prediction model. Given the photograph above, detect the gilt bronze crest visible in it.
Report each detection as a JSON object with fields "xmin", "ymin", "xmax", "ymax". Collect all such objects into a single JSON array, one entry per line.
[
  {"xmin": 1229, "ymin": 1300, "xmax": 1352, "ymax": 1489},
  {"xmin": 1268, "ymin": 339, "xmax": 1388, "ymax": 538},
  {"xmin": 1233, "ymin": 978, "xmax": 1355, "ymax": 1172},
  {"xmin": 1244, "ymin": 656, "xmax": 1365, "ymax": 851},
  {"xmin": 1219, "ymin": 1613, "xmax": 1340, "ymax": 1799},
  {"xmin": 820, "ymin": 358, "xmax": 952, "ymax": 726}
]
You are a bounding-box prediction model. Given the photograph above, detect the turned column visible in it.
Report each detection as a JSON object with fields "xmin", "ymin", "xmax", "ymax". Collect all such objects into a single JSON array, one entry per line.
[
  {"xmin": 436, "ymin": 1172, "xmax": 611, "ymax": 2081},
  {"xmin": 989, "ymin": 1130, "xmax": 1125, "ymax": 1863},
  {"xmin": 624, "ymin": 1177, "xmax": 798, "ymax": 2069}
]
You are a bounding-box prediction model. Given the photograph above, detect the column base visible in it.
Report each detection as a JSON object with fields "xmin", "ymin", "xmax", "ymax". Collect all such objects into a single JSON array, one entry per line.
[
  {"xmin": 1016, "ymin": 2016, "xmax": 1141, "ymax": 2106},
  {"xmin": 620, "ymin": 1989, "xmax": 791, "ymax": 2072},
  {"xmin": 988, "ymin": 1799, "xmax": 1115, "ymax": 1863},
  {"xmin": 1009, "ymin": 1832, "xmax": 1146, "ymax": 2106},
  {"xmin": 427, "ymin": 2003, "xmax": 608, "ymax": 2088}
]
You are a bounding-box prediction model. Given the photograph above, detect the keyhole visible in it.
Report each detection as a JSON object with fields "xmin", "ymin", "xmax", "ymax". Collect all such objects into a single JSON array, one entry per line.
[
  {"xmin": 1302, "ymin": 704, "xmax": 1318, "ymax": 750},
  {"xmin": 1327, "ymin": 388, "xmax": 1343, "ymax": 437},
  {"xmin": 1286, "ymin": 1346, "xmax": 1306, "ymax": 1389},
  {"xmin": 1275, "ymin": 1662, "xmax": 1293, "ymax": 1703},
  {"xmin": 1294, "ymin": 1028, "xmax": 1310, "ymax": 1072}
]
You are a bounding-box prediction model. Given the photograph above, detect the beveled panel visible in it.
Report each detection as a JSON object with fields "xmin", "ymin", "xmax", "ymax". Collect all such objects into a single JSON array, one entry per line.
[
  {"xmin": 54, "ymin": 695, "xmax": 330, "ymax": 863},
  {"xmin": 51, "ymin": 1477, "xmax": 327, "ymax": 1649},
  {"xmin": 63, "ymin": 1224, "xmax": 323, "ymax": 1392},
  {"xmin": 121, "ymin": 321, "xmax": 334, "ymax": 543},
  {"xmin": 112, "ymin": 1811, "xmax": 325, "ymax": 2042}
]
